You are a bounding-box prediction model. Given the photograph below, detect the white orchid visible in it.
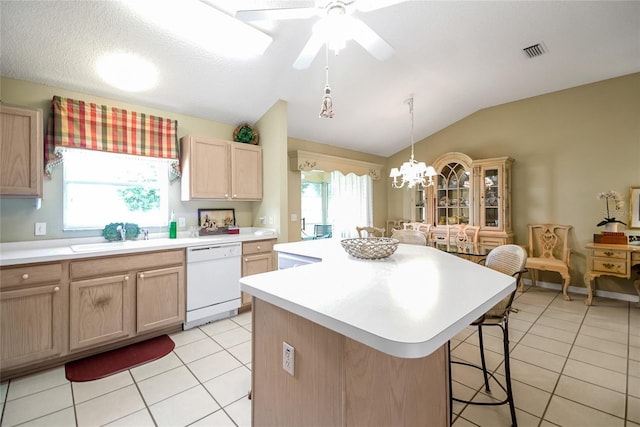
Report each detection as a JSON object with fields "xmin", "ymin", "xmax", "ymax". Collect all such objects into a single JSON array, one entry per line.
[{"xmin": 596, "ymin": 190, "xmax": 626, "ymax": 227}]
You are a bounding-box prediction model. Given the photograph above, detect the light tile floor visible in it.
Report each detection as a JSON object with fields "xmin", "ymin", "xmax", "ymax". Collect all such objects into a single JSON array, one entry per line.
[{"xmin": 1, "ymin": 286, "xmax": 638, "ymax": 426}]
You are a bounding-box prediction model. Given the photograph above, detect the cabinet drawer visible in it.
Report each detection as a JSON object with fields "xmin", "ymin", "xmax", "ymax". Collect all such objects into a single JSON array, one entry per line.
[
  {"xmin": 592, "ymin": 258, "xmax": 627, "ymax": 275},
  {"xmin": 71, "ymin": 249, "xmax": 184, "ymax": 279},
  {"xmin": 592, "ymin": 248, "xmax": 626, "ymax": 259},
  {"xmin": 243, "ymin": 240, "xmax": 274, "ymax": 255},
  {"xmin": 1, "ymin": 263, "xmax": 62, "ymax": 289},
  {"xmin": 632, "ymin": 252, "xmax": 640, "ymax": 263}
]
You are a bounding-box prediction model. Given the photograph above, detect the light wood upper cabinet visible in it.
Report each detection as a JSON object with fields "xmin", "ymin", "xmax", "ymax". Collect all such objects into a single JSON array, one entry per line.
[
  {"xmin": 0, "ymin": 263, "xmax": 65, "ymax": 370},
  {"xmin": 231, "ymin": 142, "xmax": 263, "ymax": 200},
  {"xmin": 0, "ymin": 105, "xmax": 43, "ymax": 197},
  {"xmin": 181, "ymin": 135, "xmax": 262, "ymax": 201}
]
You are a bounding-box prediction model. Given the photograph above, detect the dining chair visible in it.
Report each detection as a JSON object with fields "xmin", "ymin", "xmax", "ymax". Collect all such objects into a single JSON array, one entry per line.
[
  {"xmin": 313, "ymin": 224, "xmax": 332, "ymax": 239},
  {"xmin": 449, "ymin": 244, "xmax": 527, "ymax": 427},
  {"xmin": 402, "ymin": 222, "xmax": 432, "ymax": 243},
  {"xmin": 356, "ymin": 226, "xmax": 385, "ymax": 238},
  {"xmin": 524, "ymin": 224, "xmax": 572, "ymax": 300},
  {"xmin": 390, "ymin": 229, "xmax": 427, "ymax": 245},
  {"xmin": 446, "ymin": 224, "xmax": 479, "ymax": 245}
]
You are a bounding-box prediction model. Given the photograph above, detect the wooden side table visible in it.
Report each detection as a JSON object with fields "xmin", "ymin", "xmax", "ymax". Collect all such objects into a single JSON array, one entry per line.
[{"xmin": 584, "ymin": 243, "xmax": 640, "ymax": 305}]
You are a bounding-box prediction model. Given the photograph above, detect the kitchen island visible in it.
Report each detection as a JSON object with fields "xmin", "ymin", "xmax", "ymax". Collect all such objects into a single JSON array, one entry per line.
[{"xmin": 240, "ymin": 239, "xmax": 516, "ymax": 426}]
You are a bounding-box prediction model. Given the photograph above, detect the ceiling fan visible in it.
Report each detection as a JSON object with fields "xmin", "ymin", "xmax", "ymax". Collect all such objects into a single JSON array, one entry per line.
[{"xmin": 234, "ymin": 0, "xmax": 408, "ymax": 69}]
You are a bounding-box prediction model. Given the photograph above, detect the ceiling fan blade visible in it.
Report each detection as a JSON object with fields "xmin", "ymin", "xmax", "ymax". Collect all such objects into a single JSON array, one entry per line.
[
  {"xmin": 235, "ymin": 6, "xmax": 318, "ymax": 21},
  {"xmin": 350, "ymin": 19, "xmax": 394, "ymax": 61},
  {"xmin": 355, "ymin": 0, "xmax": 409, "ymax": 12},
  {"xmin": 293, "ymin": 31, "xmax": 325, "ymax": 69}
]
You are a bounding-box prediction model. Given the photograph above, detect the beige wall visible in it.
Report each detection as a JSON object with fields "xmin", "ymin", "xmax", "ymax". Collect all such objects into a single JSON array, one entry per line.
[
  {"xmin": 286, "ymin": 137, "xmax": 388, "ymax": 242},
  {"xmin": 388, "ymin": 73, "xmax": 640, "ymax": 295},
  {"xmin": 255, "ymin": 99, "xmax": 288, "ymax": 242}
]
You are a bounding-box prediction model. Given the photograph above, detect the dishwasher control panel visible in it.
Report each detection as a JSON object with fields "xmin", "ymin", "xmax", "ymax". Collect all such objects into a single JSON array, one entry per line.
[{"xmin": 187, "ymin": 243, "xmax": 242, "ymax": 263}]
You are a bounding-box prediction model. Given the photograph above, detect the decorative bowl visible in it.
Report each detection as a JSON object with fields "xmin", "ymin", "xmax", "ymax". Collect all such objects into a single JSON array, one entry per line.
[{"xmin": 340, "ymin": 237, "xmax": 399, "ymax": 260}]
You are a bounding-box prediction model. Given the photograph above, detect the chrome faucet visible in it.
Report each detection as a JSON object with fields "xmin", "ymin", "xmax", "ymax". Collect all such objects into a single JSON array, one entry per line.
[
  {"xmin": 141, "ymin": 229, "xmax": 149, "ymax": 240},
  {"xmin": 116, "ymin": 223, "xmax": 127, "ymax": 241}
]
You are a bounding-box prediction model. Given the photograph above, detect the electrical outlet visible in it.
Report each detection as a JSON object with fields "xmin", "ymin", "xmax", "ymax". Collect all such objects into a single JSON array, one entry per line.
[
  {"xmin": 269, "ymin": 216, "xmax": 274, "ymax": 225},
  {"xmin": 282, "ymin": 341, "xmax": 295, "ymax": 376},
  {"xmin": 178, "ymin": 217, "xmax": 186, "ymax": 227},
  {"xmin": 290, "ymin": 213, "xmax": 298, "ymax": 221},
  {"xmin": 34, "ymin": 222, "xmax": 46, "ymax": 236}
]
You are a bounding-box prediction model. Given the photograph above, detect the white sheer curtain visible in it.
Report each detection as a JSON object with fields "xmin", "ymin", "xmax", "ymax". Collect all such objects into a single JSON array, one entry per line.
[{"xmin": 328, "ymin": 171, "xmax": 372, "ymax": 238}]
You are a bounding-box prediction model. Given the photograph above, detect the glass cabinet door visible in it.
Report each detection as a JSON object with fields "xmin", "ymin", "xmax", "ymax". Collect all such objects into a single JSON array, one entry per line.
[
  {"xmin": 435, "ymin": 162, "xmax": 471, "ymax": 226},
  {"xmin": 481, "ymin": 167, "xmax": 500, "ymax": 229}
]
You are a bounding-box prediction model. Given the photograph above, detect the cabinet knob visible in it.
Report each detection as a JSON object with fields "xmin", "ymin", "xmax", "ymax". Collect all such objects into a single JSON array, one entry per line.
[
  {"xmin": 21, "ymin": 273, "xmax": 29, "ymax": 280},
  {"xmin": 603, "ymin": 263, "xmax": 615, "ymax": 270},
  {"xmin": 124, "ymin": 276, "xmax": 130, "ymax": 281},
  {"xmin": 139, "ymin": 273, "xmax": 145, "ymax": 279},
  {"xmin": 225, "ymin": 194, "xmax": 229, "ymax": 198},
  {"xmin": 53, "ymin": 286, "xmax": 60, "ymax": 292},
  {"xmin": 604, "ymin": 251, "xmax": 614, "ymax": 256},
  {"xmin": 257, "ymin": 245, "xmax": 261, "ymax": 250},
  {"xmin": 233, "ymin": 194, "xmax": 237, "ymax": 198},
  {"xmin": 244, "ymin": 258, "xmax": 249, "ymax": 262}
]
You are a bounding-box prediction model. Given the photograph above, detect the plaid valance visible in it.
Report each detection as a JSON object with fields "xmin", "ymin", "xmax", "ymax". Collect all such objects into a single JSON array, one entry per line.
[{"xmin": 45, "ymin": 96, "xmax": 179, "ymax": 177}]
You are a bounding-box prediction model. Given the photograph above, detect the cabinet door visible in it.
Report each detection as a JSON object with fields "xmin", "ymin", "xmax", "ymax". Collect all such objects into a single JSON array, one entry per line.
[
  {"xmin": 69, "ymin": 275, "xmax": 132, "ymax": 351},
  {"xmin": 231, "ymin": 143, "xmax": 262, "ymax": 200},
  {"xmin": 1, "ymin": 284, "xmax": 63, "ymax": 369},
  {"xmin": 137, "ymin": 266, "xmax": 185, "ymax": 333},
  {"xmin": 182, "ymin": 136, "xmax": 230, "ymax": 199},
  {"xmin": 0, "ymin": 106, "xmax": 43, "ymax": 197},
  {"xmin": 479, "ymin": 165, "xmax": 503, "ymax": 231},
  {"xmin": 434, "ymin": 162, "xmax": 472, "ymax": 226},
  {"xmin": 242, "ymin": 253, "xmax": 274, "ymax": 277}
]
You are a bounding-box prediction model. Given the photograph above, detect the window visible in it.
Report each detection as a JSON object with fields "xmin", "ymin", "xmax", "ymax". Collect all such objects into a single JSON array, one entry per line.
[
  {"xmin": 62, "ymin": 148, "xmax": 170, "ymax": 230},
  {"xmin": 300, "ymin": 170, "xmax": 372, "ymax": 240}
]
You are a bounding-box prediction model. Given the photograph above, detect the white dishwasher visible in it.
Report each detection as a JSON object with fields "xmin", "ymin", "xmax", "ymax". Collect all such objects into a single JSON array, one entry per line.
[{"xmin": 185, "ymin": 242, "xmax": 242, "ymax": 329}]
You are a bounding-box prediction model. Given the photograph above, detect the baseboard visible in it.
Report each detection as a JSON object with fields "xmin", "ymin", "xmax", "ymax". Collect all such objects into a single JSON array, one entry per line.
[{"xmin": 521, "ymin": 279, "xmax": 640, "ymax": 303}]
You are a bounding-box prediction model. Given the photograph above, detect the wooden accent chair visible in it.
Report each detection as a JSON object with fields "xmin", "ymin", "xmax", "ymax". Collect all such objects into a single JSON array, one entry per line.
[
  {"xmin": 390, "ymin": 229, "xmax": 427, "ymax": 245},
  {"xmin": 356, "ymin": 226, "xmax": 385, "ymax": 238},
  {"xmin": 450, "ymin": 244, "xmax": 528, "ymax": 427},
  {"xmin": 402, "ymin": 222, "xmax": 432, "ymax": 243},
  {"xmin": 524, "ymin": 224, "xmax": 573, "ymax": 300}
]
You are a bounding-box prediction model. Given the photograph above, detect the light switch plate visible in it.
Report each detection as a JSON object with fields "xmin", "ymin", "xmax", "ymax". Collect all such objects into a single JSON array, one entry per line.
[
  {"xmin": 178, "ymin": 217, "xmax": 186, "ymax": 227},
  {"xmin": 35, "ymin": 222, "xmax": 46, "ymax": 236}
]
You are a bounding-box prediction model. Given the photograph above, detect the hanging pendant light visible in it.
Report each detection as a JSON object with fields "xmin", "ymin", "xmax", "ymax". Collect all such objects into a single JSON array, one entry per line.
[
  {"xmin": 319, "ymin": 45, "xmax": 334, "ymax": 118},
  {"xmin": 389, "ymin": 97, "xmax": 437, "ymax": 189}
]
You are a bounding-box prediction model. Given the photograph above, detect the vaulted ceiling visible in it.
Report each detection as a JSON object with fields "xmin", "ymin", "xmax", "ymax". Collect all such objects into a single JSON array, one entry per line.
[{"xmin": 1, "ymin": 1, "xmax": 639, "ymax": 157}]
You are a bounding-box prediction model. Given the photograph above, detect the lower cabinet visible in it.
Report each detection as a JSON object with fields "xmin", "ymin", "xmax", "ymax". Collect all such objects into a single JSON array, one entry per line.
[
  {"xmin": 136, "ymin": 266, "xmax": 184, "ymax": 333},
  {"xmin": 241, "ymin": 239, "xmax": 276, "ymax": 310},
  {"xmin": 69, "ymin": 274, "xmax": 132, "ymax": 351},
  {"xmin": 0, "ymin": 248, "xmax": 185, "ymax": 378},
  {"xmin": 69, "ymin": 250, "xmax": 185, "ymax": 350},
  {"xmin": 1, "ymin": 282, "xmax": 65, "ymax": 370}
]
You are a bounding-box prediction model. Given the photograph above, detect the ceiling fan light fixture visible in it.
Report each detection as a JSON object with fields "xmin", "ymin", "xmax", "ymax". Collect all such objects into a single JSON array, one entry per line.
[{"xmin": 312, "ymin": 10, "xmax": 355, "ymax": 53}]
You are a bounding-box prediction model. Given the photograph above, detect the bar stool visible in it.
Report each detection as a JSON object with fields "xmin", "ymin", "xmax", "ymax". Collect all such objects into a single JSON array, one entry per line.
[{"xmin": 449, "ymin": 244, "xmax": 527, "ymax": 427}]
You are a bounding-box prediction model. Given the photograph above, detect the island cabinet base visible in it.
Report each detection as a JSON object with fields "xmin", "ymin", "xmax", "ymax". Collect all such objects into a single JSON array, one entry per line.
[{"xmin": 252, "ymin": 299, "xmax": 450, "ymax": 426}]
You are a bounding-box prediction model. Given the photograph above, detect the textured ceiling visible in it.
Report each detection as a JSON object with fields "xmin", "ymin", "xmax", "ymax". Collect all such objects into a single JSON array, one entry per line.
[{"xmin": 1, "ymin": 1, "xmax": 639, "ymax": 157}]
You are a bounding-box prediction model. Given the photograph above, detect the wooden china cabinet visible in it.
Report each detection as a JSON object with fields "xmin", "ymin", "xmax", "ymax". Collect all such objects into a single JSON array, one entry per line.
[{"xmin": 425, "ymin": 152, "xmax": 514, "ymax": 246}]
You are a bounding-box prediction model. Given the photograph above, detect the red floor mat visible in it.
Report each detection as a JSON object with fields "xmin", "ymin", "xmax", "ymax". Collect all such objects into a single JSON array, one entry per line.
[{"xmin": 65, "ymin": 335, "xmax": 175, "ymax": 382}]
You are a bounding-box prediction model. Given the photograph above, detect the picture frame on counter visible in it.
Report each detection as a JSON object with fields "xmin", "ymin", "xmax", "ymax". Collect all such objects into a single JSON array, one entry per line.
[{"xmin": 198, "ymin": 208, "xmax": 235, "ymax": 235}]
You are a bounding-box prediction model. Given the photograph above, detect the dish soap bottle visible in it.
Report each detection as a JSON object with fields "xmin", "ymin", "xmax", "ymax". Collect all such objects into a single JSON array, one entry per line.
[{"xmin": 169, "ymin": 210, "xmax": 177, "ymax": 239}]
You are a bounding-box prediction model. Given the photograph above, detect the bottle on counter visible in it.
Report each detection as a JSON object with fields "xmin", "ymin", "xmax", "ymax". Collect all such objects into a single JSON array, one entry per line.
[{"xmin": 169, "ymin": 210, "xmax": 177, "ymax": 239}]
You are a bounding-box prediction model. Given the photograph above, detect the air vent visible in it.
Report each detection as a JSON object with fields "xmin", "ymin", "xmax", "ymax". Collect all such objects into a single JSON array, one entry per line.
[{"xmin": 523, "ymin": 43, "xmax": 546, "ymax": 58}]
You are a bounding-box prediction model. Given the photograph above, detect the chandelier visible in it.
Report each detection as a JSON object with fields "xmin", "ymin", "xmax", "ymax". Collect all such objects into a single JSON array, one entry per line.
[{"xmin": 389, "ymin": 97, "xmax": 437, "ymax": 189}]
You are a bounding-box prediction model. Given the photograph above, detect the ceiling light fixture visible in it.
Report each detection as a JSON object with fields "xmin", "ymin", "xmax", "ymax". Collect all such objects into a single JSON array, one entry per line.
[
  {"xmin": 96, "ymin": 52, "xmax": 158, "ymax": 92},
  {"xmin": 319, "ymin": 45, "xmax": 334, "ymax": 118},
  {"xmin": 390, "ymin": 97, "xmax": 437, "ymax": 189}
]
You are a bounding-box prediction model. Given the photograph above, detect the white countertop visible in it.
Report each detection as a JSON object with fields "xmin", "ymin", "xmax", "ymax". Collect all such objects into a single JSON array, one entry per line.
[
  {"xmin": 0, "ymin": 228, "xmax": 278, "ymax": 266},
  {"xmin": 241, "ymin": 239, "xmax": 515, "ymax": 359}
]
